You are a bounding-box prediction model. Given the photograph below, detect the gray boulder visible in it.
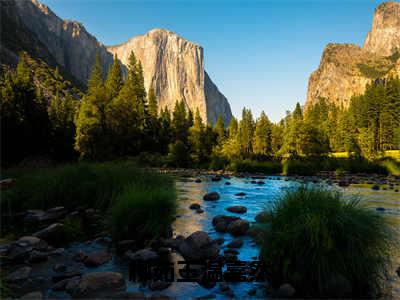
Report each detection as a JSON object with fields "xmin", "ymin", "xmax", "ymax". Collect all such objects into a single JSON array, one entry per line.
[
  {"xmin": 203, "ymin": 192, "xmax": 220, "ymax": 201},
  {"xmin": 226, "ymin": 206, "xmax": 247, "ymax": 214},
  {"xmin": 71, "ymin": 272, "xmax": 125, "ymax": 298},
  {"xmin": 178, "ymin": 231, "xmax": 220, "ymax": 261},
  {"xmin": 125, "ymin": 248, "xmax": 159, "ymax": 263},
  {"xmin": 226, "ymin": 219, "xmax": 249, "ymax": 236},
  {"xmin": 33, "ymin": 223, "xmax": 65, "ymax": 244}
]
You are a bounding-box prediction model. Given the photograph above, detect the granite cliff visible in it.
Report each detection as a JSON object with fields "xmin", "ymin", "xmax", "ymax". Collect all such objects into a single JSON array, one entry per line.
[
  {"xmin": 306, "ymin": 2, "xmax": 400, "ymax": 109},
  {"xmin": 108, "ymin": 29, "xmax": 231, "ymax": 124},
  {"xmin": 2, "ymin": 0, "xmax": 232, "ymax": 124}
]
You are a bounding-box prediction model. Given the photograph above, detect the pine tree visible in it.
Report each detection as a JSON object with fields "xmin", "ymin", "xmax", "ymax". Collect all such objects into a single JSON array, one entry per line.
[
  {"xmin": 188, "ymin": 109, "xmax": 205, "ymax": 164},
  {"xmin": 238, "ymin": 107, "xmax": 254, "ymax": 156},
  {"xmin": 48, "ymin": 91, "xmax": 78, "ymax": 160},
  {"xmin": 252, "ymin": 111, "xmax": 272, "ymax": 156},
  {"xmin": 75, "ymin": 53, "xmax": 112, "ymax": 159},
  {"xmin": 105, "ymin": 54, "xmax": 122, "ymax": 100},
  {"xmin": 214, "ymin": 115, "xmax": 226, "ymax": 144},
  {"xmin": 1, "ymin": 53, "xmax": 51, "ymax": 164},
  {"xmin": 148, "ymin": 87, "xmax": 158, "ymax": 118}
]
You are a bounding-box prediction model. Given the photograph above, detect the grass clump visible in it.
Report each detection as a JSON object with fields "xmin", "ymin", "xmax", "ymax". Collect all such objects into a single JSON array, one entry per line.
[
  {"xmin": 261, "ymin": 187, "xmax": 398, "ymax": 298},
  {"xmin": 111, "ymin": 180, "xmax": 176, "ymax": 242},
  {"xmin": 229, "ymin": 159, "xmax": 281, "ymax": 174},
  {"xmin": 2, "ymin": 162, "xmax": 177, "ymax": 243}
]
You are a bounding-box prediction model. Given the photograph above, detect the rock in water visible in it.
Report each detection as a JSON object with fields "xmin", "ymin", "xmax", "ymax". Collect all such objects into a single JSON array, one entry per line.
[
  {"xmin": 226, "ymin": 206, "xmax": 247, "ymax": 214},
  {"xmin": 203, "ymin": 192, "xmax": 220, "ymax": 201},
  {"xmin": 71, "ymin": 272, "xmax": 125, "ymax": 298},
  {"xmin": 226, "ymin": 219, "xmax": 250, "ymax": 236},
  {"xmin": 178, "ymin": 231, "xmax": 219, "ymax": 261},
  {"xmin": 33, "ymin": 223, "xmax": 65, "ymax": 244},
  {"xmin": 84, "ymin": 250, "xmax": 111, "ymax": 267},
  {"xmin": 6, "ymin": 266, "xmax": 31, "ymax": 282}
]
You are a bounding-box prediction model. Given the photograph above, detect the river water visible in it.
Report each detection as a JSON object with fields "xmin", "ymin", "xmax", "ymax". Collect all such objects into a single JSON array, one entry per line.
[{"xmin": 46, "ymin": 175, "xmax": 399, "ymax": 299}]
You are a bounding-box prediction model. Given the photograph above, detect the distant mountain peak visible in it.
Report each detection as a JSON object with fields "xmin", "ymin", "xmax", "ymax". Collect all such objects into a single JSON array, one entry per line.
[
  {"xmin": 306, "ymin": 1, "xmax": 400, "ymax": 109},
  {"xmin": 108, "ymin": 28, "xmax": 231, "ymax": 124},
  {"xmin": 363, "ymin": 1, "xmax": 400, "ymax": 56}
]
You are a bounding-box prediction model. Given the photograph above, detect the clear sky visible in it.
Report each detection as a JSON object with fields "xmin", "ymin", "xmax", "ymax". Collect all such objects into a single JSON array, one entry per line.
[{"xmin": 41, "ymin": 0, "xmax": 384, "ymax": 122}]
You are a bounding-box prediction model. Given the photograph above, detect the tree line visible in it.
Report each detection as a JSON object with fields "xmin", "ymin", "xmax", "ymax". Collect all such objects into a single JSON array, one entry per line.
[{"xmin": 1, "ymin": 52, "xmax": 399, "ymax": 167}]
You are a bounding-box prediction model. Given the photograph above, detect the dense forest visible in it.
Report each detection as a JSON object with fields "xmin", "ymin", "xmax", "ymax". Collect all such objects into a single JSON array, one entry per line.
[{"xmin": 1, "ymin": 52, "xmax": 400, "ymax": 167}]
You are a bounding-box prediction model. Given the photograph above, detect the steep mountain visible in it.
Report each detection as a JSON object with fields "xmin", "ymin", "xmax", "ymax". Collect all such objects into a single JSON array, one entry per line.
[
  {"xmin": 107, "ymin": 29, "xmax": 232, "ymax": 124},
  {"xmin": 3, "ymin": 0, "xmax": 232, "ymax": 124},
  {"xmin": 306, "ymin": 2, "xmax": 400, "ymax": 109},
  {"xmin": 9, "ymin": 0, "xmax": 113, "ymax": 84}
]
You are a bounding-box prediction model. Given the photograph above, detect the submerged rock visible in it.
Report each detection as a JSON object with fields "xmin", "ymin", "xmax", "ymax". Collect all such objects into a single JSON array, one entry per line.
[
  {"xmin": 226, "ymin": 239, "xmax": 243, "ymax": 248},
  {"xmin": 278, "ymin": 283, "xmax": 296, "ymax": 297},
  {"xmin": 371, "ymin": 184, "xmax": 380, "ymax": 190},
  {"xmin": 212, "ymin": 215, "xmax": 240, "ymax": 233},
  {"xmin": 226, "ymin": 219, "xmax": 249, "ymax": 236},
  {"xmin": 71, "ymin": 272, "xmax": 125, "ymax": 298},
  {"xmin": 211, "ymin": 176, "xmax": 222, "ymax": 182},
  {"xmin": 84, "ymin": 250, "xmax": 111, "ymax": 267},
  {"xmin": 226, "ymin": 206, "xmax": 247, "ymax": 214},
  {"xmin": 255, "ymin": 211, "xmax": 269, "ymax": 223},
  {"xmin": 234, "ymin": 192, "xmax": 246, "ymax": 197},
  {"xmin": 6, "ymin": 266, "xmax": 31, "ymax": 283},
  {"xmin": 190, "ymin": 203, "xmax": 201, "ymax": 210},
  {"xmin": 20, "ymin": 291, "xmax": 43, "ymax": 300},
  {"xmin": 203, "ymin": 192, "xmax": 220, "ymax": 201},
  {"xmin": 125, "ymin": 248, "xmax": 159, "ymax": 263}
]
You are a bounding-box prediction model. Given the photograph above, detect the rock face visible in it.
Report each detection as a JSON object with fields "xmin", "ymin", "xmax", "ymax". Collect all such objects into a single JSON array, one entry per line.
[
  {"xmin": 306, "ymin": 2, "xmax": 400, "ymax": 109},
  {"xmin": 364, "ymin": 2, "xmax": 400, "ymax": 56},
  {"xmin": 107, "ymin": 29, "xmax": 232, "ymax": 124},
  {"xmin": 12, "ymin": 0, "xmax": 113, "ymax": 84},
  {"xmin": 6, "ymin": 1, "xmax": 232, "ymax": 124}
]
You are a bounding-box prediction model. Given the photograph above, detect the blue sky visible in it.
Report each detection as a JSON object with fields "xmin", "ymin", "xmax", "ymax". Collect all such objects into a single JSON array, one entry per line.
[{"xmin": 41, "ymin": 0, "xmax": 384, "ymax": 122}]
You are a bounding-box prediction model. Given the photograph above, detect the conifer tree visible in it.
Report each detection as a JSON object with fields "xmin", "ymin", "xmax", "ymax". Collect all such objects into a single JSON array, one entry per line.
[
  {"xmin": 148, "ymin": 87, "xmax": 158, "ymax": 118},
  {"xmin": 253, "ymin": 111, "xmax": 272, "ymax": 156},
  {"xmin": 188, "ymin": 109, "xmax": 205, "ymax": 164},
  {"xmin": 214, "ymin": 115, "xmax": 226, "ymax": 144},
  {"xmin": 75, "ymin": 53, "xmax": 112, "ymax": 159},
  {"xmin": 105, "ymin": 54, "xmax": 122, "ymax": 100}
]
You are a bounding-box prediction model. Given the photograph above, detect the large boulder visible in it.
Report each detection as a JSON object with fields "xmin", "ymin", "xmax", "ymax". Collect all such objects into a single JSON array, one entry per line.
[
  {"xmin": 125, "ymin": 248, "xmax": 159, "ymax": 263},
  {"xmin": 212, "ymin": 215, "xmax": 240, "ymax": 233},
  {"xmin": 84, "ymin": 250, "xmax": 111, "ymax": 267},
  {"xmin": 178, "ymin": 231, "xmax": 220, "ymax": 261},
  {"xmin": 203, "ymin": 192, "xmax": 220, "ymax": 201},
  {"xmin": 255, "ymin": 211, "xmax": 269, "ymax": 223},
  {"xmin": 71, "ymin": 272, "xmax": 126, "ymax": 298},
  {"xmin": 33, "ymin": 223, "xmax": 65, "ymax": 245},
  {"xmin": 226, "ymin": 219, "xmax": 250, "ymax": 236},
  {"xmin": 5, "ymin": 236, "xmax": 48, "ymax": 262},
  {"xmin": 6, "ymin": 266, "xmax": 31, "ymax": 283}
]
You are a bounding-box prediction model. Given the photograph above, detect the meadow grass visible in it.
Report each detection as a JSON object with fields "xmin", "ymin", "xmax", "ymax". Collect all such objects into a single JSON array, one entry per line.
[
  {"xmin": 111, "ymin": 181, "xmax": 176, "ymax": 242},
  {"xmin": 282, "ymin": 157, "xmax": 389, "ymax": 175},
  {"xmin": 260, "ymin": 187, "xmax": 398, "ymax": 298},
  {"xmin": 1, "ymin": 162, "xmax": 177, "ymax": 242},
  {"xmin": 228, "ymin": 159, "xmax": 281, "ymax": 174}
]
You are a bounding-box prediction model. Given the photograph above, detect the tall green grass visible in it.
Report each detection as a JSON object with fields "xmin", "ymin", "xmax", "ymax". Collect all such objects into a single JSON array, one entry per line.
[
  {"xmin": 1, "ymin": 162, "xmax": 177, "ymax": 242},
  {"xmin": 228, "ymin": 159, "xmax": 281, "ymax": 174},
  {"xmin": 282, "ymin": 157, "xmax": 388, "ymax": 175},
  {"xmin": 260, "ymin": 187, "xmax": 398, "ymax": 298},
  {"xmin": 111, "ymin": 182, "xmax": 176, "ymax": 242}
]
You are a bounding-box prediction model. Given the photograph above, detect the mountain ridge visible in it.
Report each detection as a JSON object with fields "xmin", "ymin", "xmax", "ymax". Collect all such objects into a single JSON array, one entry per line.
[
  {"xmin": 2, "ymin": 0, "xmax": 232, "ymax": 124},
  {"xmin": 305, "ymin": 1, "xmax": 400, "ymax": 109}
]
